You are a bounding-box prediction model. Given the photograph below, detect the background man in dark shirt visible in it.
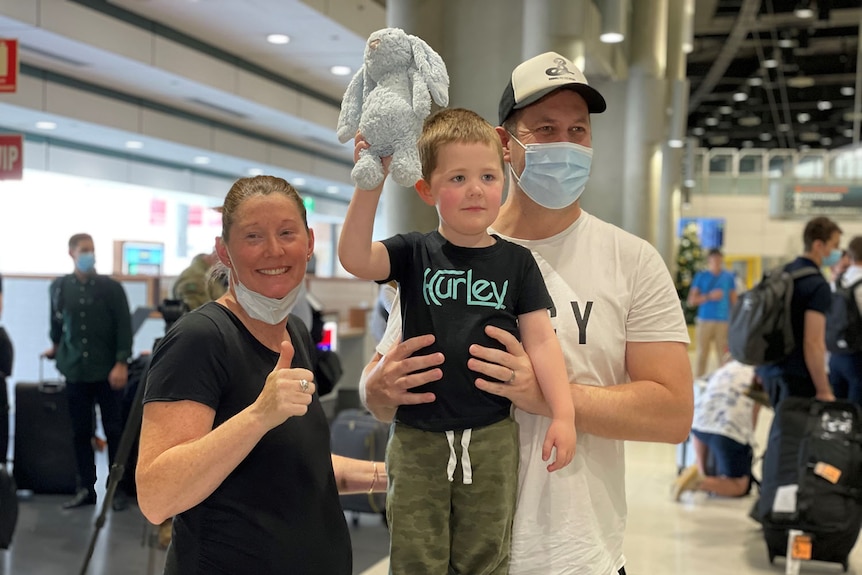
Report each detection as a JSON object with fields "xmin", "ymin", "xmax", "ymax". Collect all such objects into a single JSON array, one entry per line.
[
  {"xmin": 757, "ymin": 216, "xmax": 840, "ymax": 406},
  {"xmin": 45, "ymin": 233, "xmax": 132, "ymax": 510}
]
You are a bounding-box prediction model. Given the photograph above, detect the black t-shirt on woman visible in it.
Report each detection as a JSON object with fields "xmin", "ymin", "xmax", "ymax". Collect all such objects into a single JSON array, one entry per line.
[{"xmin": 144, "ymin": 303, "xmax": 352, "ymax": 575}]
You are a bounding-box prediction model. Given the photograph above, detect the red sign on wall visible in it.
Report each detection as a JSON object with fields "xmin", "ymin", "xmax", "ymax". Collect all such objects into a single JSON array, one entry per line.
[
  {"xmin": 0, "ymin": 39, "xmax": 18, "ymax": 93},
  {"xmin": 0, "ymin": 134, "xmax": 23, "ymax": 180}
]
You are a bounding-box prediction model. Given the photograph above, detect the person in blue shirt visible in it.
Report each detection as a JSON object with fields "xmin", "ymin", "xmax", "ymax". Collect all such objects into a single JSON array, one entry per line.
[{"xmin": 687, "ymin": 249, "xmax": 737, "ymax": 377}]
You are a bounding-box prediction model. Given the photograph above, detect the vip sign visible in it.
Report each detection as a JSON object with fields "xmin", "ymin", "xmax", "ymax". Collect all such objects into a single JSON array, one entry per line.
[
  {"xmin": 0, "ymin": 134, "xmax": 23, "ymax": 180},
  {"xmin": 0, "ymin": 39, "xmax": 18, "ymax": 93}
]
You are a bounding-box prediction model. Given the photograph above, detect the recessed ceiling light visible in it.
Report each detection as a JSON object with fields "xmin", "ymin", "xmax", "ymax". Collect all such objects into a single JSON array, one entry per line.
[
  {"xmin": 738, "ymin": 115, "xmax": 761, "ymax": 127},
  {"xmin": 708, "ymin": 135, "xmax": 729, "ymax": 146},
  {"xmin": 797, "ymin": 112, "xmax": 811, "ymax": 123},
  {"xmin": 247, "ymin": 167, "xmax": 264, "ymax": 176},
  {"xmin": 124, "ymin": 140, "xmax": 144, "ymax": 149},
  {"xmin": 844, "ymin": 128, "xmax": 855, "ymax": 138},
  {"xmin": 799, "ymin": 145, "xmax": 811, "ymax": 151},
  {"xmin": 778, "ymin": 38, "xmax": 796, "ymax": 49},
  {"xmin": 787, "ymin": 75, "xmax": 815, "ymax": 88},
  {"xmin": 817, "ymin": 100, "xmax": 832, "ymax": 111},
  {"xmin": 668, "ymin": 139, "xmax": 684, "ymax": 148},
  {"xmin": 742, "ymin": 140, "xmax": 754, "ymax": 148},
  {"xmin": 35, "ymin": 121, "xmax": 57, "ymax": 130},
  {"xmin": 193, "ymin": 155, "xmax": 211, "ymax": 165},
  {"xmin": 266, "ymin": 34, "xmax": 290, "ymax": 45},
  {"xmin": 692, "ymin": 127, "xmax": 705, "ymax": 136},
  {"xmin": 719, "ymin": 106, "xmax": 733, "ymax": 115},
  {"xmin": 794, "ymin": 8, "xmax": 814, "ymax": 18},
  {"xmin": 733, "ymin": 92, "xmax": 748, "ymax": 102},
  {"xmin": 759, "ymin": 132, "xmax": 773, "ymax": 141},
  {"xmin": 600, "ymin": 32, "xmax": 625, "ymax": 44},
  {"xmin": 763, "ymin": 58, "xmax": 778, "ymax": 69},
  {"xmin": 748, "ymin": 77, "xmax": 763, "ymax": 87},
  {"xmin": 800, "ymin": 131, "xmax": 820, "ymax": 142},
  {"xmin": 326, "ymin": 185, "xmax": 340, "ymax": 194},
  {"xmin": 778, "ymin": 123, "xmax": 790, "ymax": 132},
  {"xmin": 841, "ymin": 86, "xmax": 855, "ymax": 96},
  {"xmin": 705, "ymin": 117, "xmax": 719, "ymax": 126},
  {"xmin": 330, "ymin": 65, "xmax": 352, "ymax": 76},
  {"xmin": 820, "ymin": 137, "xmax": 833, "ymax": 146},
  {"xmin": 292, "ymin": 177, "xmax": 306, "ymax": 186}
]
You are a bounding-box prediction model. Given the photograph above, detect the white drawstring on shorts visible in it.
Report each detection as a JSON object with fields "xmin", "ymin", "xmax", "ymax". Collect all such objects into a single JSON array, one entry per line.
[{"xmin": 444, "ymin": 428, "xmax": 473, "ymax": 485}]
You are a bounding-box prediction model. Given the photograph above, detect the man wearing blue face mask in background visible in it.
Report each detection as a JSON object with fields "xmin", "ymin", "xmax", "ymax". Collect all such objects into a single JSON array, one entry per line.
[
  {"xmin": 757, "ymin": 217, "xmax": 840, "ymax": 407},
  {"xmin": 361, "ymin": 52, "xmax": 693, "ymax": 575},
  {"xmin": 45, "ymin": 233, "xmax": 132, "ymax": 510}
]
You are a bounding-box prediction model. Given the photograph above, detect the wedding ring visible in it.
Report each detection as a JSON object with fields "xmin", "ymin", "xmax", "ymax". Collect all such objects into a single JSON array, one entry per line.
[
  {"xmin": 300, "ymin": 379, "xmax": 309, "ymax": 393},
  {"xmin": 506, "ymin": 369, "xmax": 516, "ymax": 384}
]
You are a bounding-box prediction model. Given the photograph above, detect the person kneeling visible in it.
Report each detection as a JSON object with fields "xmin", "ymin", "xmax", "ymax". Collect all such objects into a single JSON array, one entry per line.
[{"xmin": 674, "ymin": 359, "xmax": 760, "ymax": 500}]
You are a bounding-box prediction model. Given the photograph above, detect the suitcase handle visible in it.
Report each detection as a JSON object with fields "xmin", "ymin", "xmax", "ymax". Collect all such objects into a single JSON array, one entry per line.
[
  {"xmin": 38, "ymin": 356, "xmax": 64, "ymax": 393},
  {"xmin": 37, "ymin": 382, "xmax": 65, "ymax": 394}
]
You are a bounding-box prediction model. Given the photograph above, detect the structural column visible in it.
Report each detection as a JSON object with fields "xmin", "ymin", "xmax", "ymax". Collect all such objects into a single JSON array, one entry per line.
[{"xmin": 382, "ymin": 0, "xmax": 523, "ymax": 238}]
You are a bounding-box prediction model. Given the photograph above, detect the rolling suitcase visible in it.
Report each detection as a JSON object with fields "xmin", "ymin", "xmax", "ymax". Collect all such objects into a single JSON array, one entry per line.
[
  {"xmin": 13, "ymin": 363, "xmax": 77, "ymax": 494},
  {"xmin": 754, "ymin": 397, "xmax": 862, "ymax": 571},
  {"xmin": 330, "ymin": 408, "xmax": 388, "ymax": 524}
]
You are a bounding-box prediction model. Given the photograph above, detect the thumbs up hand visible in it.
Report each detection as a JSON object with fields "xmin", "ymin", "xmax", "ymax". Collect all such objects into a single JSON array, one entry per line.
[{"xmin": 253, "ymin": 340, "xmax": 316, "ymax": 431}]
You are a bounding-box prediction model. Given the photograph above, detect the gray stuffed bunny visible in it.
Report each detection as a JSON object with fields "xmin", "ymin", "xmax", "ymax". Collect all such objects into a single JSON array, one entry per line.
[{"xmin": 336, "ymin": 28, "xmax": 449, "ymax": 189}]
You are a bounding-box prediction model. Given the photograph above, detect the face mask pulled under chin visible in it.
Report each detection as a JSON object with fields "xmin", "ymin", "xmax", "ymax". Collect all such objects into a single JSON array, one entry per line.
[
  {"xmin": 509, "ymin": 134, "xmax": 594, "ymax": 210},
  {"xmin": 232, "ymin": 276, "xmax": 303, "ymax": 325}
]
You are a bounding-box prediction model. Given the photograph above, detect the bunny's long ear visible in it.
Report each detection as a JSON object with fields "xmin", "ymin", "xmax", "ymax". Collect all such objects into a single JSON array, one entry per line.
[
  {"xmin": 409, "ymin": 35, "xmax": 449, "ymax": 107},
  {"xmin": 336, "ymin": 67, "xmax": 366, "ymax": 143}
]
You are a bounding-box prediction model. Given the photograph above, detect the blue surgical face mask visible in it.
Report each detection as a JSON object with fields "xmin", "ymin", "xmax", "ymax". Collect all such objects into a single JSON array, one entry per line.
[
  {"xmin": 76, "ymin": 252, "xmax": 96, "ymax": 274},
  {"xmin": 823, "ymin": 248, "xmax": 843, "ymax": 268},
  {"xmin": 508, "ymin": 134, "xmax": 593, "ymax": 210}
]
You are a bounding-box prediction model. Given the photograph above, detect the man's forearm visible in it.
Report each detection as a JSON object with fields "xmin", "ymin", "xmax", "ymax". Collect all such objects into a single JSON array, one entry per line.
[
  {"xmin": 804, "ymin": 346, "xmax": 832, "ymax": 396},
  {"xmin": 570, "ymin": 379, "xmax": 692, "ymax": 444}
]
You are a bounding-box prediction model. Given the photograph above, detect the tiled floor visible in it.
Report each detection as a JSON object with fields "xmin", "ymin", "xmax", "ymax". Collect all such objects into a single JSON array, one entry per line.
[{"xmin": 6, "ymin": 350, "xmax": 862, "ymax": 574}]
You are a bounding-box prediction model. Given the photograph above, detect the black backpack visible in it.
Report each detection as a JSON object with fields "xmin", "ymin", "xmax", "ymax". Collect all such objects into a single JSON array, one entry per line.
[
  {"xmin": 825, "ymin": 276, "xmax": 862, "ymax": 354},
  {"xmin": 728, "ymin": 266, "xmax": 819, "ymax": 365}
]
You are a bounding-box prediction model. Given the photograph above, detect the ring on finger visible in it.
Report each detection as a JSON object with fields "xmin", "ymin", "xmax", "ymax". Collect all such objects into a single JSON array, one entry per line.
[
  {"xmin": 300, "ymin": 379, "xmax": 309, "ymax": 393},
  {"xmin": 506, "ymin": 369, "xmax": 516, "ymax": 384}
]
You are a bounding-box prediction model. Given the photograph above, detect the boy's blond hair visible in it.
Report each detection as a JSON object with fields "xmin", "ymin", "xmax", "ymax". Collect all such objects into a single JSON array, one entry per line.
[{"xmin": 418, "ymin": 108, "xmax": 504, "ymax": 181}]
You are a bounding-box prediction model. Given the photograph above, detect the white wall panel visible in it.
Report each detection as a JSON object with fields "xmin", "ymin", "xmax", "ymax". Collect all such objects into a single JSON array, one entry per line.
[
  {"xmin": 153, "ymin": 37, "xmax": 236, "ymax": 94},
  {"xmin": 267, "ymin": 146, "xmax": 310, "ymax": 172},
  {"xmin": 128, "ymin": 162, "xmax": 193, "ymax": 192},
  {"xmin": 46, "ymin": 145, "xmax": 129, "ymax": 182},
  {"xmin": 213, "ymin": 130, "xmax": 268, "ymax": 162},
  {"xmin": 311, "ymin": 156, "xmax": 351, "ymax": 183},
  {"xmin": 22, "ymin": 139, "xmax": 47, "ymax": 171},
  {"xmin": 46, "ymin": 83, "xmax": 139, "ymax": 132},
  {"xmin": 2, "ymin": 74, "xmax": 45, "ymax": 110},
  {"xmin": 0, "ymin": 0, "xmax": 37, "ymax": 24},
  {"xmin": 236, "ymin": 70, "xmax": 300, "ymax": 116},
  {"xmin": 39, "ymin": 0, "xmax": 152, "ymax": 64},
  {"xmin": 140, "ymin": 108, "xmax": 213, "ymax": 150},
  {"xmin": 298, "ymin": 94, "xmax": 339, "ymax": 130}
]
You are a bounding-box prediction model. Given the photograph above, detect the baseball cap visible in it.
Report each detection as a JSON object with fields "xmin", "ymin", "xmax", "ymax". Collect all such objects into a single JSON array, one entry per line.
[{"xmin": 498, "ymin": 51, "xmax": 607, "ymax": 125}]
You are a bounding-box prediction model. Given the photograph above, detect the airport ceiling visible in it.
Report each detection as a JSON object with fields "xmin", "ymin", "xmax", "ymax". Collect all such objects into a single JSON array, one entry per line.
[
  {"xmin": 1, "ymin": 0, "xmax": 859, "ymax": 195},
  {"xmin": 687, "ymin": 0, "xmax": 862, "ymax": 151}
]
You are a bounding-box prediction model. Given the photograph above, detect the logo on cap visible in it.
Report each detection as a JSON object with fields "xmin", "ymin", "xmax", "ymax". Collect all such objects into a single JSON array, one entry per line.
[{"xmin": 545, "ymin": 58, "xmax": 575, "ymax": 78}]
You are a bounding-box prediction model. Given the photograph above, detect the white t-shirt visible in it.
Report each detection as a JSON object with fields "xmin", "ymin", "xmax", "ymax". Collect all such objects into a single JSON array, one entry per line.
[
  {"xmin": 840, "ymin": 265, "xmax": 862, "ymax": 311},
  {"xmin": 691, "ymin": 361, "xmax": 755, "ymax": 445},
  {"xmin": 371, "ymin": 211, "xmax": 689, "ymax": 575}
]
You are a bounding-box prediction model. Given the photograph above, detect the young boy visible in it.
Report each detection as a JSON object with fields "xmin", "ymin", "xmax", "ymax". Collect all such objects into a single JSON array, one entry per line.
[{"xmin": 338, "ymin": 108, "xmax": 576, "ymax": 574}]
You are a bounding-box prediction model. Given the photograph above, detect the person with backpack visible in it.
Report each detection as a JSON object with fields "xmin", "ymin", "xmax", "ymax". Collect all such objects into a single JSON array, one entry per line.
[
  {"xmin": 827, "ymin": 236, "xmax": 862, "ymax": 403},
  {"xmin": 687, "ymin": 249, "xmax": 737, "ymax": 377},
  {"xmin": 756, "ymin": 216, "xmax": 841, "ymax": 407}
]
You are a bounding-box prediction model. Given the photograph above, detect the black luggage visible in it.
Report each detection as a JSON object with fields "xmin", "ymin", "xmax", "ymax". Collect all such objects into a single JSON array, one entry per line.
[
  {"xmin": 330, "ymin": 408, "xmax": 388, "ymax": 523},
  {"xmin": 0, "ymin": 465, "xmax": 18, "ymax": 548},
  {"xmin": 754, "ymin": 397, "xmax": 862, "ymax": 571},
  {"xmin": 13, "ymin": 380, "xmax": 77, "ymax": 494}
]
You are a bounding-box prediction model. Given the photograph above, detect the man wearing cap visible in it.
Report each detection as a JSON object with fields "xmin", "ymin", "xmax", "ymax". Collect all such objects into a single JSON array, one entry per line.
[{"xmin": 361, "ymin": 52, "xmax": 693, "ymax": 575}]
